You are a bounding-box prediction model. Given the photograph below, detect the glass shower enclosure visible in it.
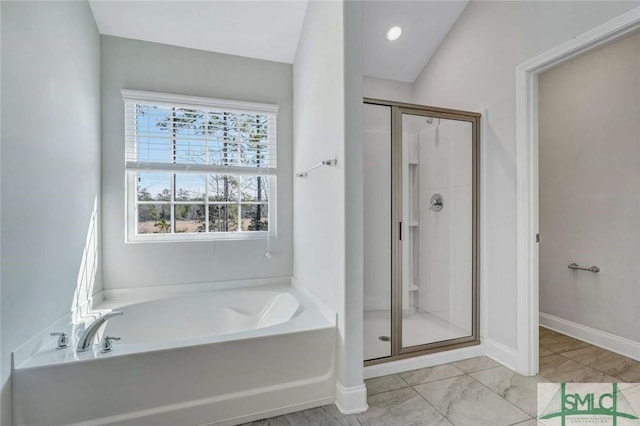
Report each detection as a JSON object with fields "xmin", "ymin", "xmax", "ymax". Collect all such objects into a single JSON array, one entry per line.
[{"xmin": 363, "ymin": 99, "xmax": 480, "ymax": 364}]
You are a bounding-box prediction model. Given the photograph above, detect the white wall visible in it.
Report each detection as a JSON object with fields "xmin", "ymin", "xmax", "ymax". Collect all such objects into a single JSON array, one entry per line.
[
  {"xmin": 293, "ymin": 0, "xmax": 366, "ymax": 410},
  {"xmin": 363, "ymin": 76, "xmax": 413, "ymax": 103},
  {"xmin": 293, "ymin": 1, "xmax": 345, "ymax": 314},
  {"xmin": 539, "ymin": 31, "xmax": 640, "ymax": 342},
  {"xmin": 417, "ymin": 119, "xmax": 473, "ymax": 331},
  {"xmin": 101, "ymin": 36, "xmax": 293, "ymax": 289},
  {"xmin": 412, "ymin": 0, "xmax": 639, "ymax": 351},
  {"xmin": 1, "ymin": 2, "xmax": 101, "ymax": 424},
  {"xmin": 293, "ymin": 0, "xmax": 346, "ymax": 366}
]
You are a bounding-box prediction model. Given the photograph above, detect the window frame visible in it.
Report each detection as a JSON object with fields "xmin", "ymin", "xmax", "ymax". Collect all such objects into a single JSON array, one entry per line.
[{"xmin": 122, "ymin": 90, "xmax": 278, "ymax": 243}]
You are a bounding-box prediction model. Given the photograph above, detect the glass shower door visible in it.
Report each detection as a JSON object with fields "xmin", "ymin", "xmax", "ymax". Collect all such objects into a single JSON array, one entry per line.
[
  {"xmin": 397, "ymin": 110, "xmax": 477, "ymax": 351},
  {"xmin": 364, "ymin": 98, "xmax": 479, "ymax": 364},
  {"xmin": 363, "ymin": 102, "xmax": 392, "ymax": 361}
]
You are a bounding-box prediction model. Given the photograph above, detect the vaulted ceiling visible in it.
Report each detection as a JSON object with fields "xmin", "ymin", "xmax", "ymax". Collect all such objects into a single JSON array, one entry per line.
[
  {"xmin": 89, "ymin": 1, "xmax": 468, "ymax": 83},
  {"xmin": 362, "ymin": 1, "xmax": 468, "ymax": 82},
  {"xmin": 89, "ymin": 1, "xmax": 309, "ymax": 64}
]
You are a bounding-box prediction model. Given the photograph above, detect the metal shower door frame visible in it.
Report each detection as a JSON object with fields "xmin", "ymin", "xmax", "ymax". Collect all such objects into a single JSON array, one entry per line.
[{"xmin": 364, "ymin": 98, "xmax": 481, "ymax": 366}]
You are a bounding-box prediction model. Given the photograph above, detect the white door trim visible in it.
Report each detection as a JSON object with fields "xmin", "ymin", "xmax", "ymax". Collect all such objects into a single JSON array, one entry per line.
[{"xmin": 515, "ymin": 7, "xmax": 640, "ymax": 376}]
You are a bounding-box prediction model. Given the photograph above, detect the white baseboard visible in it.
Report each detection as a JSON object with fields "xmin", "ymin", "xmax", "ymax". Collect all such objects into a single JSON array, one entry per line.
[
  {"xmin": 540, "ymin": 312, "xmax": 640, "ymax": 361},
  {"xmin": 363, "ymin": 344, "xmax": 485, "ymax": 379},
  {"xmin": 334, "ymin": 382, "xmax": 368, "ymax": 415},
  {"xmin": 484, "ymin": 339, "xmax": 519, "ymax": 371}
]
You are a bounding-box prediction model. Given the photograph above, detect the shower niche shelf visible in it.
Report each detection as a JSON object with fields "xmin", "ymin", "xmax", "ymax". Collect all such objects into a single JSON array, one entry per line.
[{"xmin": 403, "ymin": 131, "xmax": 421, "ymax": 315}]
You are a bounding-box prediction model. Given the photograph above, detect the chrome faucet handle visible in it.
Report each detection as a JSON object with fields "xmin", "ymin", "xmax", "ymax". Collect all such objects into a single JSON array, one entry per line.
[
  {"xmin": 50, "ymin": 332, "xmax": 69, "ymax": 350},
  {"xmin": 101, "ymin": 336, "xmax": 121, "ymax": 353},
  {"xmin": 77, "ymin": 310, "xmax": 124, "ymax": 352}
]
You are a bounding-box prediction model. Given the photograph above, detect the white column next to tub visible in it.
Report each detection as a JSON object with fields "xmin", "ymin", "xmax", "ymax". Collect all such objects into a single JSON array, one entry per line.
[
  {"xmin": 340, "ymin": 0, "xmax": 368, "ymax": 414},
  {"xmin": 292, "ymin": 0, "xmax": 368, "ymax": 415}
]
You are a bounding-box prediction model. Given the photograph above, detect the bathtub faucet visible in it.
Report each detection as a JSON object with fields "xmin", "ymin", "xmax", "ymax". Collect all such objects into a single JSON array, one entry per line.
[{"xmin": 77, "ymin": 311, "xmax": 123, "ymax": 352}]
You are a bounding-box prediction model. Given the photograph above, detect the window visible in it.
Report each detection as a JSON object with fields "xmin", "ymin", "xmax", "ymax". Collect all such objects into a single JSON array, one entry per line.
[{"xmin": 123, "ymin": 90, "xmax": 277, "ymax": 242}]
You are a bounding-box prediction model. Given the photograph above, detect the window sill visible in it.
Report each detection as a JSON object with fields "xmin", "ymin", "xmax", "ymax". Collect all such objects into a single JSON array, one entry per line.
[{"xmin": 126, "ymin": 231, "xmax": 273, "ymax": 244}]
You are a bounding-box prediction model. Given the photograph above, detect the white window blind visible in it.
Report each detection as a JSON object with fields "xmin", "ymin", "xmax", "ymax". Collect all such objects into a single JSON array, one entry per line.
[
  {"xmin": 123, "ymin": 90, "xmax": 278, "ymax": 175},
  {"xmin": 122, "ymin": 90, "xmax": 277, "ymax": 242}
]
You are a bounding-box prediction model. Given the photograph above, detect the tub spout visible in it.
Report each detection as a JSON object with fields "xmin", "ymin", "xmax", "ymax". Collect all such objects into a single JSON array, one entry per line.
[{"xmin": 77, "ymin": 311, "xmax": 123, "ymax": 352}]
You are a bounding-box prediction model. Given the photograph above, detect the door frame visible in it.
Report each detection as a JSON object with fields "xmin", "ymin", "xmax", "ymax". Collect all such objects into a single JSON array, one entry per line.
[
  {"xmin": 363, "ymin": 98, "xmax": 481, "ymax": 366},
  {"xmin": 514, "ymin": 7, "xmax": 640, "ymax": 376}
]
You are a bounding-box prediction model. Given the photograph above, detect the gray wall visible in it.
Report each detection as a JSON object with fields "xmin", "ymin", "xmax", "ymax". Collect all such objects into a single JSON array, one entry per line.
[
  {"xmin": 412, "ymin": 0, "xmax": 638, "ymax": 350},
  {"xmin": 539, "ymin": 31, "xmax": 640, "ymax": 342},
  {"xmin": 1, "ymin": 2, "xmax": 101, "ymax": 424},
  {"xmin": 101, "ymin": 36, "xmax": 293, "ymax": 289}
]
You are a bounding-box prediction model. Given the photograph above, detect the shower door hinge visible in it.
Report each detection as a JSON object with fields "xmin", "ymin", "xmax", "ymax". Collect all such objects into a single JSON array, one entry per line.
[{"xmin": 536, "ymin": 233, "xmax": 540, "ymax": 243}]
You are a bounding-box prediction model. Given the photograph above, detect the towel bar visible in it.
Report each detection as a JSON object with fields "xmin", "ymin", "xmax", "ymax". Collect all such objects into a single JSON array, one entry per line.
[{"xmin": 568, "ymin": 263, "xmax": 600, "ymax": 273}]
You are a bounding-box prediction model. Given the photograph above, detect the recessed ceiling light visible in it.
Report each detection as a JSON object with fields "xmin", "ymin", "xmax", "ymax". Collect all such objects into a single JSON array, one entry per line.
[{"xmin": 386, "ymin": 26, "xmax": 402, "ymax": 41}]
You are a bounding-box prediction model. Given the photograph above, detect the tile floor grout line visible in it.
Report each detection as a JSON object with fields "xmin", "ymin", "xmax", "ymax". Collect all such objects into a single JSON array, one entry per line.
[
  {"xmin": 509, "ymin": 420, "xmax": 536, "ymax": 426},
  {"xmin": 539, "ymin": 344, "xmax": 558, "ymax": 354},
  {"xmin": 409, "ymin": 382, "xmax": 454, "ymax": 424},
  {"xmin": 454, "ymin": 364, "xmax": 503, "ymax": 374},
  {"xmin": 404, "ymin": 371, "xmax": 467, "ymax": 387},
  {"xmin": 554, "ymin": 351, "xmax": 614, "ymax": 379},
  {"xmin": 414, "ymin": 371, "xmax": 534, "ymax": 425},
  {"xmin": 366, "ymin": 377, "xmax": 457, "ymax": 425},
  {"xmin": 396, "ymin": 373, "xmax": 411, "ymax": 387},
  {"xmin": 409, "ymin": 372, "xmax": 476, "ymax": 423},
  {"xmin": 464, "ymin": 364, "xmax": 504, "ymax": 374},
  {"xmin": 539, "ymin": 352, "xmax": 605, "ymax": 383},
  {"xmin": 552, "ymin": 350, "xmax": 628, "ymax": 383},
  {"xmin": 539, "ymin": 330, "xmax": 639, "ymax": 383},
  {"xmin": 365, "ymin": 383, "xmax": 412, "ymax": 397},
  {"xmin": 444, "ymin": 364, "xmax": 467, "ymax": 376},
  {"xmin": 465, "ymin": 371, "xmax": 535, "ymax": 420}
]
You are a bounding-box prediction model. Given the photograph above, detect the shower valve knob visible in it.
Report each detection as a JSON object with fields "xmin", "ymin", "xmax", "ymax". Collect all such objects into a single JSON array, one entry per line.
[{"xmin": 430, "ymin": 193, "xmax": 444, "ymax": 212}]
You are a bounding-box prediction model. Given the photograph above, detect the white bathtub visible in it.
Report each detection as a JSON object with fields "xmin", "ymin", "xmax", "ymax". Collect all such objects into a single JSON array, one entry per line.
[
  {"xmin": 106, "ymin": 291, "xmax": 301, "ymax": 345},
  {"xmin": 13, "ymin": 282, "xmax": 337, "ymax": 426},
  {"xmin": 99, "ymin": 289, "xmax": 307, "ymax": 353}
]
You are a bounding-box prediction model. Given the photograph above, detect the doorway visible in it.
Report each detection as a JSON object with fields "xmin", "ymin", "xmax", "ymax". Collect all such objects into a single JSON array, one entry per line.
[{"xmin": 515, "ymin": 8, "xmax": 640, "ymax": 376}]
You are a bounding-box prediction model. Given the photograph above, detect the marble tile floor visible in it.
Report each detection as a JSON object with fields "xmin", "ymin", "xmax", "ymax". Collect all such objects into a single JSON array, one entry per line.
[
  {"xmin": 243, "ymin": 328, "xmax": 640, "ymax": 425},
  {"xmin": 537, "ymin": 327, "xmax": 640, "ymax": 383}
]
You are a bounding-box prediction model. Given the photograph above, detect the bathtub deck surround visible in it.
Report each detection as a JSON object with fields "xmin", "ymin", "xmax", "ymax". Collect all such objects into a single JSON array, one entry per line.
[{"xmin": 12, "ymin": 282, "xmax": 337, "ymax": 425}]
